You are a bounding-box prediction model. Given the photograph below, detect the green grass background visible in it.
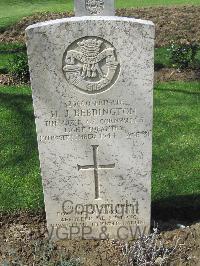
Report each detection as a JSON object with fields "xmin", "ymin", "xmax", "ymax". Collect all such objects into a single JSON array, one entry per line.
[
  {"xmin": 0, "ymin": 86, "xmax": 43, "ymax": 211},
  {"xmin": 0, "ymin": 0, "xmax": 200, "ymax": 29},
  {"xmin": 0, "ymin": 83, "xmax": 199, "ymax": 211},
  {"xmin": 153, "ymin": 82, "xmax": 200, "ymax": 201},
  {"xmin": 0, "ymin": 43, "xmax": 26, "ymax": 73}
]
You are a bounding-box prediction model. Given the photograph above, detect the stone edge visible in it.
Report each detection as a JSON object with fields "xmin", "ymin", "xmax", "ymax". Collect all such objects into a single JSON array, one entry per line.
[{"xmin": 25, "ymin": 16, "xmax": 155, "ymax": 33}]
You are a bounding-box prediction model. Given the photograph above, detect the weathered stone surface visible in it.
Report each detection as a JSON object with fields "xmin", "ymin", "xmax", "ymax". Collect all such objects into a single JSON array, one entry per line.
[
  {"xmin": 75, "ymin": 0, "xmax": 115, "ymax": 16},
  {"xmin": 26, "ymin": 16, "xmax": 155, "ymax": 240}
]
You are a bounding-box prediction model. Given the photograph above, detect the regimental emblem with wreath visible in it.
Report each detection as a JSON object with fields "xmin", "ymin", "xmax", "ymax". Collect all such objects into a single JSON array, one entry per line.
[
  {"xmin": 85, "ymin": 0, "xmax": 104, "ymax": 15},
  {"xmin": 62, "ymin": 37, "xmax": 120, "ymax": 94}
]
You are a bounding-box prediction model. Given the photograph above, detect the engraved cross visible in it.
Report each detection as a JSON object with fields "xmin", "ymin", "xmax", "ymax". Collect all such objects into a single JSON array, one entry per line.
[{"xmin": 78, "ymin": 145, "xmax": 115, "ymax": 199}]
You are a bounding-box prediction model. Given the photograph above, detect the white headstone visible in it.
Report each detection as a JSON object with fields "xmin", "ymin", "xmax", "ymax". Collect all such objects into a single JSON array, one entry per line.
[
  {"xmin": 26, "ymin": 16, "xmax": 155, "ymax": 241},
  {"xmin": 75, "ymin": 0, "xmax": 115, "ymax": 16}
]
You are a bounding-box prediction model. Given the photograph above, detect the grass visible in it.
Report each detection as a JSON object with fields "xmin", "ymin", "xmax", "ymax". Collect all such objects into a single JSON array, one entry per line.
[
  {"xmin": 0, "ymin": 0, "xmax": 73, "ymax": 31},
  {"xmin": 0, "ymin": 54, "xmax": 12, "ymax": 73},
  {"xmin": 117, "ymin": 0, "xmax": 200, "ymax": 8},
  {"xmin": 0, "ymin": 82, "xmax": 199, "ymax": 212},
  {"xmin": 0, "ymin": 0, "xmax": 200, "ymax": 30},
  {"xmin": 153, "ymin": 82, "xmax": 200, "ymax": 204},
  {"xmin": 0, "ymin": 42, "xmax": 25, "ymax": 51},
  {"xmin": 155, "ymin": 47, "xmax": 172, "ymax": 69},
  {"xmin": 0, "ymin": 43, "xmax": 26, "ymax": 73},
  {"xmin": 155, "ymin": 46, "xmax": 200, "ymax": 69},
  {"xmin": 0, "ymin": 52, "xmax": 27, "ymax": 74},
  {"xmin": 0, "ymin": 85, "xmax": 43, "ymax": 211}
]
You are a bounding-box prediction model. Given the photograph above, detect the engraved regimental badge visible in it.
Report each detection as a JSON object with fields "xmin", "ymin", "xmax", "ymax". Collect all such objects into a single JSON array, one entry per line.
[
  {"xmin": 85, "ymin": 0, "xmax": 104, "ymax": 15},
  {"xmin": 63, "ymin": 37, "xmax": 120, "ymax": 94}
]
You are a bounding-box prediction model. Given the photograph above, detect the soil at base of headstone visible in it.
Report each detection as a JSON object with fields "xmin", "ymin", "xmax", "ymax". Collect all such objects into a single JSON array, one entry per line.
[
  {"xmin": 0, "ymin": 211, "xmax": 199, "ymax": 265},
  {"xmin": 0, "ymin": 6, "xmax": 200, "ymax": 47}
]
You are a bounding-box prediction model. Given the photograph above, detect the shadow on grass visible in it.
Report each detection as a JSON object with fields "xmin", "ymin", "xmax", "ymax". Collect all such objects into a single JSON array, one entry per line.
[
  {"xmin": 0, "ymin": 89, "xmax": 43, "ymax": 210},
  {"xmin": 152, "ymin": 82, "xmax": 200, "ymax": 225},
  {"xmin": 152, "ymin": 194, "xmax": 200, "ymax": 224},
  {"xmin": 154, "ymin": 63, "xmax": 165, "ymax": 71},
  {"xmin": 0, "ymin": 92, "xmax": 38, "ymax": 170}
]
